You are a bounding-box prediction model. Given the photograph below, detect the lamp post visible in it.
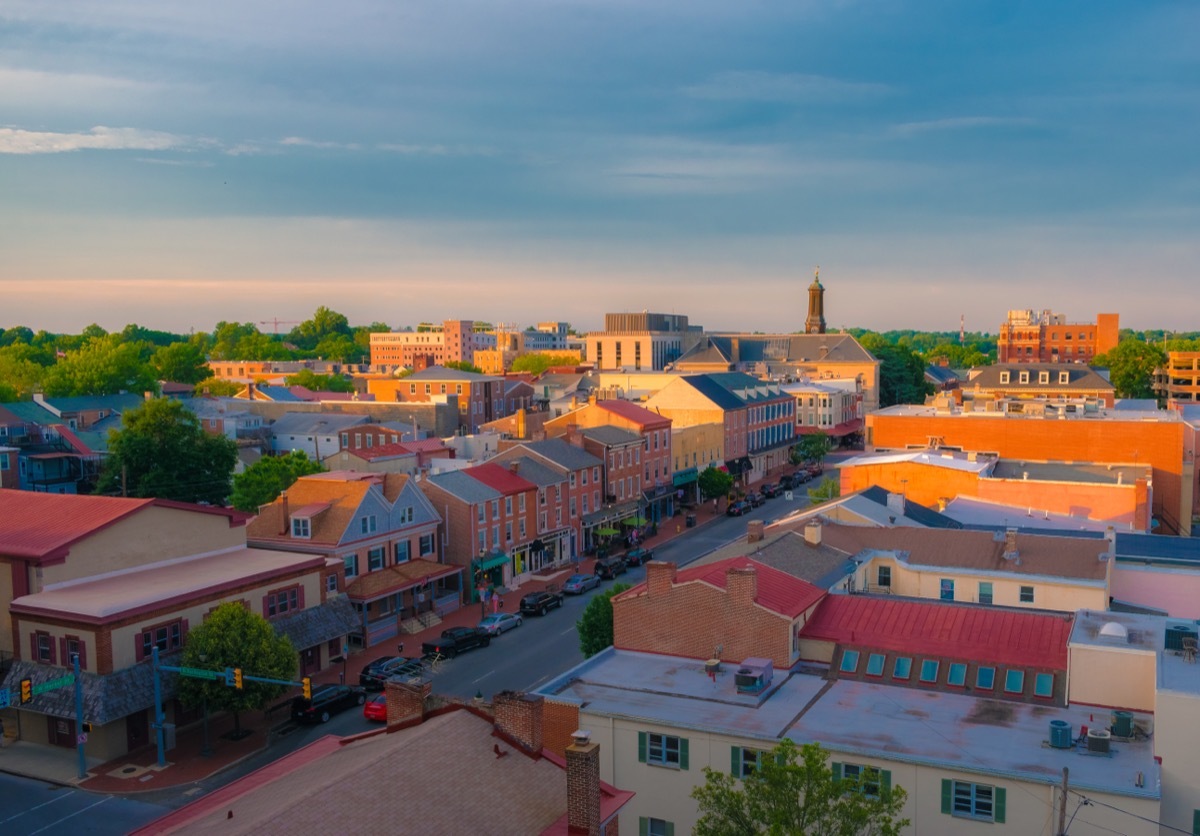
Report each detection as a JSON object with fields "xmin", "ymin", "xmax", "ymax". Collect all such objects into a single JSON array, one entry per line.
[
  {"xmin": 477, "ymin": 549, "xmax": 487, "ymax": 619},
  {"xmin": 198, "ymin": 653, "xmax": 213, "ymax": 757}
]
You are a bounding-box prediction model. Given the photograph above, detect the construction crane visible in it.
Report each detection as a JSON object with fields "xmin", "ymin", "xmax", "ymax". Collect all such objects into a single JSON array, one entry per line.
[{"xmin": 259, "ymin": 318, "xmax": 301, "ymax": 334}]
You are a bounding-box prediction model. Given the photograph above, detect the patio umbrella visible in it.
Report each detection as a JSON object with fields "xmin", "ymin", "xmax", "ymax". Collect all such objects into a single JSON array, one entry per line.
[
  {"xmin": 622, "ymin": 516, "xmax": 648, "ymax": 526},
  {"xmin": 595, "ymin": 527, "xmax": 620, "ymax": 536}
]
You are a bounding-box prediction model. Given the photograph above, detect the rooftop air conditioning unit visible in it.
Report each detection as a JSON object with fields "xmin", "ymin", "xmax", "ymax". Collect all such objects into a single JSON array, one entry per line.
[
  {"xmin": 1086, "ymin": 728, "xmax": 1111, "ymax": 754},
  {"xmin": 734, "ymin": 657, "xmax": 774, "ymax": 694}
]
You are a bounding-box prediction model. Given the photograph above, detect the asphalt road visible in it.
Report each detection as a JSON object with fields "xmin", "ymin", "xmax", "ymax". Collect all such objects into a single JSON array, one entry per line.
[{"xmin": 0, "ymin": 773, "xmax": 165, "ymax": 836}]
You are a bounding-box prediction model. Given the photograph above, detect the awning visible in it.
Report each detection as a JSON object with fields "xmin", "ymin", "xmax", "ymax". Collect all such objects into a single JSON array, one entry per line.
[
  {"xmin": 478, "ymin": 553, "xmax": 509, "ymax": 571},
  {"xmin": 622, "ymin": 516, "xmax": 647, "ymax": 527},
  {"xmin": 672, "ymin": 467, "xmax": 698, "ymax": 486},
  {"xmin": 725, "ymin": 456, "xmax": 752, "ymax": 475},
  {"xmin": 595, "ymin": 527, "xmax": 620, "ymax": 537}
]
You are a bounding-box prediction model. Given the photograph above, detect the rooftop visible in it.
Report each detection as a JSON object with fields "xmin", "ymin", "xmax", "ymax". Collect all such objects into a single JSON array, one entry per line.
[
  {"xmin": 874, "ymin": 403, "xmax": 1180, "ymax": 423},
  {"xmin": 838, "ymin": 449, "xmax": 995, "ymax": 474},
  {"xmin": 594, "ymin": 399, "xmax": 671, "ymax": 428},
  {"xmin": 1070, "ymin": 609, "xmax": 1200, "ymax": 696}
]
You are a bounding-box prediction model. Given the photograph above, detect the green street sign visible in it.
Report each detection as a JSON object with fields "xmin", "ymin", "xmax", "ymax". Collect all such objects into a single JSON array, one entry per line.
[
  {"xmin": 177, "ymin": 666, "xmax": 223, "ymax": 681},
  {"xmin": 32, "ymin": 674, "xmax": 75, "ymax": 695}
]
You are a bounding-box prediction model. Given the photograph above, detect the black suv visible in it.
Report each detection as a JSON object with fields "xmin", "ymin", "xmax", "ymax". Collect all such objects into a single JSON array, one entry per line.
[
  {"xmin": 624, "ymin": 547, "xmax": 654, "ymax": 567},
  {"xmin": 421, "ymin": 626, "xmax": 491, "ymax": 658},
  {"xmin": 761, "ymin": 482, "xmax": 781, "ymax": 498},
  {"xmin": 520, "ymin": 588, "xmax": 565, "ymax": 616},
  {"xmin": 594, "ymin": 554, "xmax": 628, "ymax": 580},
  {"xmin": 358, "ymin": 655, "xmax": 423, "ymax": 690},
  {"xmin": 292, "ymin": 684, "xmax": 367, "ymax": 724}
]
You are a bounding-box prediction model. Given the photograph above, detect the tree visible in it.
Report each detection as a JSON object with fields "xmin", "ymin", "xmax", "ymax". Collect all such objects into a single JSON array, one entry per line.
[
  {"xmin": 577, "ymin": 583, "xmax": 631, "ymax": 657},
  {"xmin": 288, "ymin": 306, "xmax": 352, "ymax": 351},
  {"xmin": 198, "ymin": 378, "xmax": 243, "ymax": 397},
  {"xmin": 231, "ymin": 451, "xmax": 326, "ymax": 512},
  {"xmin": 313, "ymin": 334, "xmax": 360, "ymax": 363},
  {"xmin": 177, "ymin": 602, "xmax": 297, "ymax": 737},
  {"xmin": 1093, "ymin": 339, "xmax": 1166, "ymax": 400},
  {"xmin": 352, "ymin": 322, "xmax": 393, "ymax": 355},
  {"xmin": 0, "ymin": 343, "xmax": 50, "ymax": 399},
  {"xmin": 152, "ymin": 339, "xmax": 214, "ymax": 385},
  {"xmin": 692, "ymin": 738, "xmax": 909, "ymax": 836},
  {"xmin": 861, "ymin": 335, "xmax": 933, "ymax": 407},
  {"xmin": 41, "ymin": 334, "xmax": 159, "ymax": 397},
  {"xmin": 795, "ymin": 431, "xmax": 832, "ymax": 464},
  {"xmin": 284, "ymin": 369, "xmax": 355, "ymax": 393},
  {"xmin": 95, "ymin": 398, "xmax": 238, "ymax": 504},
  {"xmin": 443, "ymin": 360, "xmax": 483, "ymax": 374},
  {"xmin": 510, "ymin": 353, "xmax": 581, "ymax": 375},
  {"xmin": 698, "ymin": 466, "xmax": 734, "ymax": 502},
  {"xmin": 808, "ymin": 478, "xmax": 841, "ymax": 504}
]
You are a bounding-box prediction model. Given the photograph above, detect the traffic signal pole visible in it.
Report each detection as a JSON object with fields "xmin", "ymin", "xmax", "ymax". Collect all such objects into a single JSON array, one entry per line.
[
  {"xmin": 74, "ymin": 653, "xmax": 86, "ymax": 780},
  {"xmin": 152, "ymin": 646, "xmax": 167, "ymax": 767}
]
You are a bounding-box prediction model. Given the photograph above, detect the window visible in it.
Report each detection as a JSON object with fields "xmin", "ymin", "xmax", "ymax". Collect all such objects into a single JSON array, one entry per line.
[
  {"xmin": 920, "ymin": 659, "xmax": 940, "ymax": 683},
  {"xmin": 399, "ymin": 506, "xmax": 414, "ymax": 524},
  {"xmin": 519, "ymin": 494, "xmax": 526, "ymax": 513},
  {"xmin": 1004, "ymin": 669, "xmax": 1025, "ymax": 693},
  {"xmin": 978, "ymin": 581, "xmax": 993, "ymax": 605},
  {"xmin": 876, "ymin": 566, "xmax": 891, "ymax": 588},
  {"xmin": 947, "ymin": 663, "xmax": 967, "ymax": 687},
  {"xmin": 505, "ymin": 522, "xmax": 512, "ymax": 543},
  {"xmin": 478, "ymin": 504, "xmax": 486, "ymax": 523},
  {"xmin": 1034, "ymin": 672, "xmax": 1054, "ymax": 698},
  {"xmin": 840, "ymin": 650, "xmax": 860, "ymax": 673},
  {"xmin": 343, "ymin": 554, "xmax": 358, "ymax": 578},
  {"xmin": 419, "ymin": 534, "xmax": 434, "ymax": 556},
  {"xmin": 640, "ymin": 818, "xmax": 674, "ymax": 836},
  {"xmin": 138, "ymin": 619, "xmax": 185, "ymax": 661},
  {"xmin": 63, "ymin": 635, "xmax": 87, "ymax": 670},
  {"xmin": 639, "ymin": 732, "xmax": 687, "ymax": 769},
  {"xmin": 1019, "ymin": 585, "xmax": 1035, "ymax": 603},
  {"xmin": 0, "ymin": 453, "xmax": 8, "ymax": 471},
  {"xmin": 291, "ymin": 517, "xmax": 311, "ymax": 538},
  {"xmin": 865, "ymin": 653, "xmax": 886, "ymax": 676},
  {"xmin": 266, "ymin": 586, "xmax": 301, "ymax": 619},
  {"xmin": 976, "ymin": 666, "xmax": 996, "ymax": 690},
  {"xmin": 1039, "ymin": 371, "xmax": 1050, "ymax": 384},
  {"xmin": 945, "ymin": 780, "xmax": 1005, "ymax": 823},
  {"xmin": 999, "ymin": 371, "xmax": 1010, "ymax": 384},
  {"xmin": 1059, "ymin": 371, "xmax": 1070, "ymax": 384},
  {"xmin": 570, "ymin": 473, "xmax": 576, "ymax": 488},
  {"xmin": 939, "ymin": 578, "xmax": 954, "ymax": 601},
  {"xmin": 505, "ymin": 496, "xmax": 513, "ymax": 515},
  {"xmin": 367, "ymin": 547, "xmax": 386, "ymax": 571},
  {"xmin": 730, "ymin": 746, "xmax": 763, "ymax": 778},
  {"xmin": 396, "ymin": 541, "xmax": 410, "ymax": 563},
  {"xmin": 35, "ymin": 631, "xmax": 54, "ymax": 663},
  {"xmin": 491, "ymin": 500, "xmax": 499, "ymax": 520},
  {"xmin": 893, "ymin": 657, "xmax": 912, "ymax": 680},
  {"xmin": 326, "ymin": 574, "xmax": 338, "ymax": 593},
  {"xmin": 835, "ymin": 763, "xmax": 888, "ymax": 798}
]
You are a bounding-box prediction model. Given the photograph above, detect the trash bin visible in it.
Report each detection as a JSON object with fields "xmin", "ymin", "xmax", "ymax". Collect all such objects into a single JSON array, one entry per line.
[{"xmin": 686, "ymin": 514, "xmax": 697, "ymax": 528}]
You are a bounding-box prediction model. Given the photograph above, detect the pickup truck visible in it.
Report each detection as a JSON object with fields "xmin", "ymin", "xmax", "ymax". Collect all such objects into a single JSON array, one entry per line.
[
  {"xmin": 520, "ymin": 587, "xmax": 564, "ymax": 616},
  {"xmin": 421, "ymin": 626, "xmax": 491, "ymax": 658}
]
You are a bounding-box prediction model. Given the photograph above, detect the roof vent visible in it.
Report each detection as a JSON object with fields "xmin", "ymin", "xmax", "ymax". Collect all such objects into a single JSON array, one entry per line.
[
  {"xmin": 1098, "ymin": 621, "xmax": 1129, "ymax": 642},
  {"xmin": 570, "ymin": 729, "xmax": 592, "ymax": 747}
]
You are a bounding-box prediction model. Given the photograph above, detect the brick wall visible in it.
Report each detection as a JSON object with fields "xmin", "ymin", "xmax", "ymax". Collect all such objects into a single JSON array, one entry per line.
[
  {"xmin": 493, "ymin": 691, "xmax": 544, "ymax": 754},
  {"xmin": 566, "ymin": 738, "xmax": 601, "ymax": 835},
  {"xmin": 542, "ymin": 697, "xmax": 582, "ymax": 757},
  {"xmin": 385, "ymin": 679, "xmax": 431, "ymax": 725}
]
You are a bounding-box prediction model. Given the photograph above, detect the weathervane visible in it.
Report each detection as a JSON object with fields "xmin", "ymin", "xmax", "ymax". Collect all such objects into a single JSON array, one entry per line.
[{"xmin": 814, "ymin": 265, "xmax": 820, "ymax": 281}]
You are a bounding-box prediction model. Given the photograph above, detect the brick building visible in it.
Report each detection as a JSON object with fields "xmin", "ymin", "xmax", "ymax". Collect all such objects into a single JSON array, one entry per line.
[
  {"xmin": 367, "ymin": 366, "xmax": 512, "ymax": 434},
  {"xmin": 997, "ymin": 310, "xmax": 1119, "ymax": 363},
  {"xmin": 368, "ymin": 319, "xmax": 489, "ymax": 369},
  {"xmin": 961, "ymin": 363, "xmax": 1115, "ymax": 407}
]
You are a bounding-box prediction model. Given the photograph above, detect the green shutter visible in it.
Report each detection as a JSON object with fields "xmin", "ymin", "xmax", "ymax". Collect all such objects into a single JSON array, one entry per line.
[
  {"xmin": 1194, "ymin": 809, "xmax": 1200, "ymax": 836},
  {"xmin": 731, "ymin": 746, "xmax": 742, "ymax": 777},
  {"xmin": 639, "ymin": 817, "xmax": 649, "ymax": 836},
  {"xmin": 880, "ymin": 769, "xmax": 892, "ymax": 797},
  {"xmin": 941, "ymin": 779, "xmax": 952, "ymax": 814},
  {"xmin": 831, "ymin": 761, "xmax": 843, "ymax": 783},
  {"xmin": 638, "ymin": 732, "xmax": 647, "ymax": 763},
  {"xmin": 665, "ymin": 823, "xmax": 675, "ymax": 836},
  {"xmin": 679, "ymin": 737, "xmax": 689, "ymax": 770},
  {"xmin": 994, "ymin": 787, "xmax": 1006, "ymax": 823}
]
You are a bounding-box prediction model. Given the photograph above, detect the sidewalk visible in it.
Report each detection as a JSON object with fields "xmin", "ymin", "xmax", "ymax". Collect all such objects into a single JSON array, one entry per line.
[{"xmin": 0, "ymin": 467, "xmax": 800, "ymax": 796}]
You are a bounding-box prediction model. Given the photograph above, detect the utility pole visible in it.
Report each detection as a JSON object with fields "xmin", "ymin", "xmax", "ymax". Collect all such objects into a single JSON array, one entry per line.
[
  {"xmin": 121, "ymin": 465, "xmax": 127, "ymax": 497},
  {"xmin": 1057, "ymin": 766, "xmax": 1069, "ymax": 835}
]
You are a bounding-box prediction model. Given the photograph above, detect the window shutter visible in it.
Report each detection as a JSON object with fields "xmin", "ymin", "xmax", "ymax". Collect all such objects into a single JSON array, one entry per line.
[
  {"xmin": 994, "ymin": 787, "xmax": 1006, "ymax": 823},
  {"xmin": 135, "ymin": 632, "xmax": 144, "ymax": 662},
  {"xmin": 79, "ymin": 639, "xmax": 88, "ymax": 671},
  {"xmin": 679, "ymin": 737, "xmax": 689, "ymax": 770},
  {"xmin": 1194, "ymin": 810, "xmax": 1200, "ymax": 836},
  {"xmin": 638, "ymin": 732, "xmax": 647, "ymax": 763},
  {"xmin": 665, "ymin": 823, "xmax": 674, "ymax": 836},
  {"xmin": 731, "ymin": 747, "xmax": 742, "ymax": 776},
  {"xmin": 59, "ymin": 638, "xmax": 67, "ymax": 665},
  {"xmin": 181, "ymin": 619, "xmax": 189, "ymax": 640},
  {"xmin": 831, "ymin": 761, "xmax": 843, "ymax": 783},
  {"xmin": 941, "ymin": 779, "xmax": 952, "ymax": 814},
  {"xmin": 48, "ymin": 637, "xmax": 57, "ymax": 665},
  {"xmin": 639, "ymin": 818, "xmax": 649, "ymax": 836},
  {"xmin": 30, "ymin": 633, "xmax": 38, "ymax": 662},
  {"xmin": 880, "ymin": 769, "xmax": 892, "ymax": 797},
  {"xmin": 298, "ymin": 585, "xmax": 306, "ymax": 609}
]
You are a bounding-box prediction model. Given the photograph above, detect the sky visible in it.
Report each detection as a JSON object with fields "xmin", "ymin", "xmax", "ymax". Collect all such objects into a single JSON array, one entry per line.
[{"xmin": 2, "ymin": 1, "xmax": 1197, "ymax": 336}]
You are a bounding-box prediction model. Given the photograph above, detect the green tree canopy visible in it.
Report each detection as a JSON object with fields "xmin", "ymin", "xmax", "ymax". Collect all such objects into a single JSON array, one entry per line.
[
  {"xmin": 152, "ymin": 339, "xmax": 214, "ymax": 385},
  {"xmin": 231, "ymin": 451, "xmax": 326, "ymax": 513},
  {"xmin": 692, "ymin": 738, "xmax": 909, "ymax": 836},
  {"xmin": 698, "ymin": 466, "xmax": 734, "ymax": 501},
  {"xmin": 808, "ymin": 478, "xmax": 841, "ymax": 504},
  {"xmin": 177, "ymin": 602, "xmax": 298, "ymax": 736},
  {"xmin": 313, "ymin": 334, "xmax": 361, "ymax": 363},
  {"xmin": 795, "ymin": 431, "xmax": 832, "ymax": 464},
  {"xmin": 41, "ymin": 333, "xmax": 159, "ymax": 397},
  {"xmin": 577, "ymin": 582, "xmax": 631, "ymax": 657},
  {"xmin": 0, "ymin": 344, "xmax": 50, "ymax": 399},
  {"xmin": 352, "ymin": 322, "xmax": 393, "ymax": 354},
  {"xmin": 284, "ymin": 369, "xmax": 356, "ymax": 393},
  {"xmin": 210, "ymin": 322, "xmax": 292, "ymax": 361},
  {"xmin": 860, "ymin": 335, "xmax": 933, "ymax": 407},
  {"xmin": 443, "ymin": 360, "xmax": 484, "ymax": 374},
  {"xmin": 510, "ymin": 353, "xmax": 581, "ymax": 375},
  {"xmin": 288, "ymin": 306, "xmax": 352, "ymax": 351},
  {"xmin": 96, "ymin": 398, "xmax": 238, "ymax": 504},
  {"xmin": 1093, "ymin": 339, "xmax": 1167, "ymax": 400},
  {"xmin": 198, "ymin": 378, "xmax": 243, "ymax": 397}
]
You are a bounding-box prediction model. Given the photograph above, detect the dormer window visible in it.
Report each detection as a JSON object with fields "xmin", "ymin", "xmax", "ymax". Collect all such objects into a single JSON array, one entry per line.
[
  {"xmin": 999, "ymin": 372, "xmax": 1010, "ymax": 384},
  {"xmin": 1038, "ymin": 372, "xmax": 1049, "ymax": 384},
  {"xmin": 1059, "ymin": 371, "xmax": 1069, "ymax": 384},
  {"xmin": 292, "ymin": 517, "xmax": 311, "ymax": 538},
  {"xmin": 360, "ymin": 515, "xmax": 377, "ymax": 534},
  {"xmin": 1018, "ymin": 371, "xmax": 1029, "ymax": 384}
]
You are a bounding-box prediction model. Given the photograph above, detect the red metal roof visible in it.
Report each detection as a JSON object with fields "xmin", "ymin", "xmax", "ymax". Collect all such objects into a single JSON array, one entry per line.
[
  {"xmin": 673, "ymin": 555, "xmax": 825, "ymax": 618},
  {"xmin": 802, "ymin": 595, "xmax": 1072, "ymax": 670},
  {"xmin": 357, "ymin": 442, "xmax": 417, "ymax": 462},
  {"xmin": 51, "ymin": 424, "xmax": 95, "ymax": 455},
  {"xmin": 0, "ymin": 489, "xmax": 153, "ymax": 561},
  {"xmin": 468, "ymin": 462, "xmax": 537, "ymax": 495},
  {"xmin": 595, "ymin": 399, "xmax": 672, "ymax": 428}
]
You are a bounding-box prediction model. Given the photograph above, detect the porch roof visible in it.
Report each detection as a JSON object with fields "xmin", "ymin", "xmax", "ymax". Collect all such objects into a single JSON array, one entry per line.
[{"xmin": 346, "ymin": 558, "xmax": 461, "ymax": 602}]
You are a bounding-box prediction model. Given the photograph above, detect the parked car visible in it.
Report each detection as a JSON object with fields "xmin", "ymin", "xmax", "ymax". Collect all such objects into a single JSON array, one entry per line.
[
  {"xmin": 421, "ymin": 626, "xmax": 491, "ymax": 658},
  {"xmin": 363, "ymin": 692, "xmax": 388, "ymax": 722},
  {"xmin": 761, "ymin": 482, "xmax": 781, "ymax": 498},
  {"xmin": 793, "ymin": 469, "xmax": 813, "ymax": 484},
  {"xmin": 779, "ymin": 472, "xmax": 796, "ymax": 489},
  {"xmin": 292, "ymin": 684, "xmax": 367, "ymax": 724},
  {"xmin": 478, "ymin": 612, "xmax": 524, "ymax": 634},
  {"xmin": 358, "ymin": 655, "xmax": 423, "ymax": 690},
  {"xmin": 520, "ymin": 588, "xmax": 565, "ymax": 616},
  {"xmin": 563, "ymin": 573, "xmax": 601, "ymax": 595},
  {"xmin": 807, "ymin": 462, "xmax": 825, "ymax": 477},
  {"xmin": 624, "ymin": 547, "xmax": 654, "ymax": 567},
  {"xmin": 726, "ymin": 500, "xmax": 751, "ymax": 517},
  {"xmin": 746, "ymin": 491, "xmax": 765, "ymax": 508},
  {"xmin": 594, "ymin": 554, "xmax": 628, "ymax": 580}
]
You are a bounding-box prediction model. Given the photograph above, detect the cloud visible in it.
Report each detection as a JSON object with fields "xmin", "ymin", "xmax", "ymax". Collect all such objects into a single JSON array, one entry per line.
[
  {"xmin": 888, "ymin": 116, "xmax": 1035, "ymax": 137},
  {"xmin": 683, "ymin": 70, "xmax": 889, "ymax": 103},
  {"xmin": 0, "ymin": 125, "xmax": 187, "ymax": 154},
  {"xmin": 279, "ymin": 136, "xmax": 362, "ymax": 150},
  {"xmin": 376, "ymin": 142, "xmax": 496, "ymax": 157}
]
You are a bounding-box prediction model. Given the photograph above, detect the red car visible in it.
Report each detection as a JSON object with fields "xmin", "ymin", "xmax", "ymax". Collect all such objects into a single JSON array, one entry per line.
[{"xmin": 364, "ymin": 692, "xmax": 388, "ymax": 722}]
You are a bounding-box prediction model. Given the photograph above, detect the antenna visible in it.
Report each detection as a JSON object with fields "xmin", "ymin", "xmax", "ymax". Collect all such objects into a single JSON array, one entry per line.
[{"xmin": 960, "ymin": 314, "xmax": 965, "ymax": 345}]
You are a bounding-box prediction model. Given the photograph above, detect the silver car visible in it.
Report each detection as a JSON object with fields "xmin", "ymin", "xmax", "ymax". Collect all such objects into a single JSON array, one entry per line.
[{"xmin": 478, "ymin": 612, "xmax": 523, "ymax": 635}]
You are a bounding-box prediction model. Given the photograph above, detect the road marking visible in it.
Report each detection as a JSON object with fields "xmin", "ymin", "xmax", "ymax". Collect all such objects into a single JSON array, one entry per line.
[
  {"xmin": 560, "ymin": 625, "xmax": 577, "ymax": 635},
  {"xmin": 472, "ymin": 669, "xmax": 496, "ymax": 683},
  {"xmin": 0, "ymin": 791, "xmax": 75, "ymax": 824},
  {"xmin": 28, "ymin": 796, "xmax": 111, "ymax": 835}
]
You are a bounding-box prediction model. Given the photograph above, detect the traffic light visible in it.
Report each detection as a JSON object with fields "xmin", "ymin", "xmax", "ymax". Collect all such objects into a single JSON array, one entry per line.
[
  {"xmin": 19, "ymin": 678, "xmax": 32, "ymax": 704},
  {"xmin": 302, "ymin": 677, "xmax": 312, "ymax": 700},
  {"xmin": 82, "ymin": 722, "xmax": 93, "ymax": 733},
  {"xmin": 233, "ymin": 668, "xmax": 244, "ymax": 690}
]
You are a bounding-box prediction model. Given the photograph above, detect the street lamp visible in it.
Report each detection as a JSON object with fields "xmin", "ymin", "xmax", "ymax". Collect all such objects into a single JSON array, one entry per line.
[{"xmin": 198, "ymin": 653, "xmax": 213, "ymax": 757}]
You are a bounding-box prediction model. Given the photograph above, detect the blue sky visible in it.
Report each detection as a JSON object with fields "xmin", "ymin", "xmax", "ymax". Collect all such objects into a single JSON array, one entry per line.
[{"xmin": 2, "ymin": 1, "xmax": 1197, "ymax": 335}]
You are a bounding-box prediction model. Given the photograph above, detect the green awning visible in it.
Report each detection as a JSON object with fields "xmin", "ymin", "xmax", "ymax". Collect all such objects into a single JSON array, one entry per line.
[
  {"xmin": 595, "ymin": 527, "xmax": 620, "ymax": 536},
  {"xmin": 478, "ymin": 553, "xmax": 509, "ymax": 571},
  {"xmin": 622, "ymin": 516, "xmax": 648, "ymax": 527}
]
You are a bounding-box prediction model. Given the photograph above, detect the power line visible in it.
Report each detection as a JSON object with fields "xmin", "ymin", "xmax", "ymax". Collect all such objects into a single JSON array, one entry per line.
[{"xmin": 1069, "ymin": 792, "xmax": 1192, "ymax": 836}]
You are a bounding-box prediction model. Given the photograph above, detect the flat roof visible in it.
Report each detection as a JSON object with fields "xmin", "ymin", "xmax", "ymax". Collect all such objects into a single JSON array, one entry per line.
[
  {"xmin": 839, "ymin": 450, "xmax": 994, "ymax": 474},
  {"xmin": 874, "ymin": 404, "xmax": 1180, "ymax": 423},
  {"xmin": 542, "ymin": 649, "xmax": 1159, "ymax": 799},
  {"xmin": 1070, "ymin": 609, "xmax": 1200, "ymax": 696},
  {"xmin": 991, "ymin": 461, "xmax": 1150, "ymax": 485}
]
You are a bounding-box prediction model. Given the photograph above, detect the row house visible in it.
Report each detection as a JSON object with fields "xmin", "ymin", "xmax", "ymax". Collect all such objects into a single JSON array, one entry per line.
[
  {"xmin": 962, "ymin": 363, "xmax": 1115, "ymax": 408},
  {"xmin": 0, "ymin": 491, "xmax": 355, "ymax": 761},
  {"xmin": 781, "ymin": 378, "xmax": 863, "ymax": 441},
  {"xmin": 268, "ymin": 412, "xmax": 370, "ymax": 460},
  {"xmin": 367, "ymin": 366, "xmax": 509, "ymax": 434},
  {"xmin": 246, "ymin": 471, "xmax": 455, "ymax": 649}
]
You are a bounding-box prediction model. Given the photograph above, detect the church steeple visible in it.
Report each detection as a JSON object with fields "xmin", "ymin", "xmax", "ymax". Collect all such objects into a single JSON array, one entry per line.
[{"xmin": 805, "ymin": 266, "xmax": 826, "ymax": 334}]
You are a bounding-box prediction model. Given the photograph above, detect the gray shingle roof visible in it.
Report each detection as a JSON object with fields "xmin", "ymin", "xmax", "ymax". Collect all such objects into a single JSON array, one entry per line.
[
  {"xmin": 502, "ymin": 438, "xmax": 602, "ymax": 472},
  {"xmin": 273, "ymin": 596, "xmax": 359, "ymax": 651},
  {"xmin": 2, "ymin": 653, "xmax": 183, "ymax": 724},
  {"xmin": 682, "ymin": 334, "xmax": 876, "ymax": 365},
  {"xmin": 968, "ymin": 363, "xmax": 1113, "ymax": 391},
  {"xmin": 498, "ymin": 456, "xmax": 562, "ymax": 488},
  {"xmin": 425, "ymin": 470, "xmax": 502, "ymax": 503},
  {"xmin": 269, "ymin": 412, "xmax": 370, "ymax": 436},
  {"xmin": 579, "ymin": 425, "xmax": 641, "ymax": 446}
]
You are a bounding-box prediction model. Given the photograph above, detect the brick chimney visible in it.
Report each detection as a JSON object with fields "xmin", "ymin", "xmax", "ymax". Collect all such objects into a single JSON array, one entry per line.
[
  {"xmin": 566, "ymin": 730, "xmax": 602, "ymax": 836},
  {"xmin": 726, "ymin": 566, "xmax": 757, "ymax": 608},
  {"xmin": 1003, "ymin": 528, "xmax": 1020, "ymax": 563},
  {"xmin": 517, "ymin": 408, "xmax": 527, "ymax": 439},
  {"xmin": 279, "ymin": 491, "xmax": 289, "ymax": 536},
  {"xmin": 646, "ymin": 561, "xmax": 676, "ymax": 597},
  {"xmin": 386, "ymin": 679, "xmax": 430, "ymax": 725},
  {"xmin": 746, "ymin": 520, "xmax": 764, "ymax": 543},
  {"xmin": 804, "ymin": 520, "xmax": 822, "ymax": 546},
  {"xmin": 493, "ymin": 691, "xmax": 544, "ymax": 754}
]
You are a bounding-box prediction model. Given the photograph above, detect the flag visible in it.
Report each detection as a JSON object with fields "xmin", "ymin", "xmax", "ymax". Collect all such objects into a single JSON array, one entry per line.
[{"xmin": 55, "ymin": 350, "xmax": 66, "ymax": 358}]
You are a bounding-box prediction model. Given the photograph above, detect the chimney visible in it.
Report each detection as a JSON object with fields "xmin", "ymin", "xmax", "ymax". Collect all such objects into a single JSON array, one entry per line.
[
  {"xmin": 493, "ymin": 691, "xmax": 544, "ymax": 754},
  {"xmin": 279, "ymin": 491, "xmax": 289, "ymax": 536},
  {"xmin": 570, "ymin": 396, "xmax": 579, "ymax": 411},
  {"xmin": 1103, "ymin": 525, "xmax": 1116, "ymax": 561},
  {"xmin": 885, "ymin": 492, "xmax": 905, "ymax": 516},
  {"xmin": 508, "ymin": 460, "xmax": 520, "ymax": 474},
  {"xmin": 804, "ymin": 520, "xmax": 822, "ymax": 546},
  {"xmin": 726, "ymin": 566, "xmax": 757, "ymax": 608},
  {"xmin": 730, "ymin": 337, "xmax": 740, "ymax": 363},
  {"xmin": 1003, "ymin": 528, "xmax": 1020, "ymax": 562},
  {"xmin": 517, "ymin": 408, "xmax": 527, "ymax": 439},
  {"xmin": 566, "ymin": 730, "xmax": 602, "ymax": 836},
  {"xmin": 588, "ymin": 393, "xmax": 598, "ymax": 406},
  {"xmin": 746, "ymin": 520, "xmax": 764, "ymax": 543},
  {"xmin": 385, "ymin": 679, "xmax": 430, "ymax": 725},
  {"xmin": 646, "ymin": 561, "xmax": 677, "ymax": 597}
]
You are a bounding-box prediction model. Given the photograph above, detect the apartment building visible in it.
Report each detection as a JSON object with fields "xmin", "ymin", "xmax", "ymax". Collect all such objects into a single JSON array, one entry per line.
[
  {"xmin": 997, "ymin": 310, "xmax": 1119, "ymax": 364},
  {"xmin": 368, "ymin": 319, "xmax": 486, "ymax": 370},
  {"xmin": 367, "ymin": 366, "xmax": 508, "ymax": 434}
]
